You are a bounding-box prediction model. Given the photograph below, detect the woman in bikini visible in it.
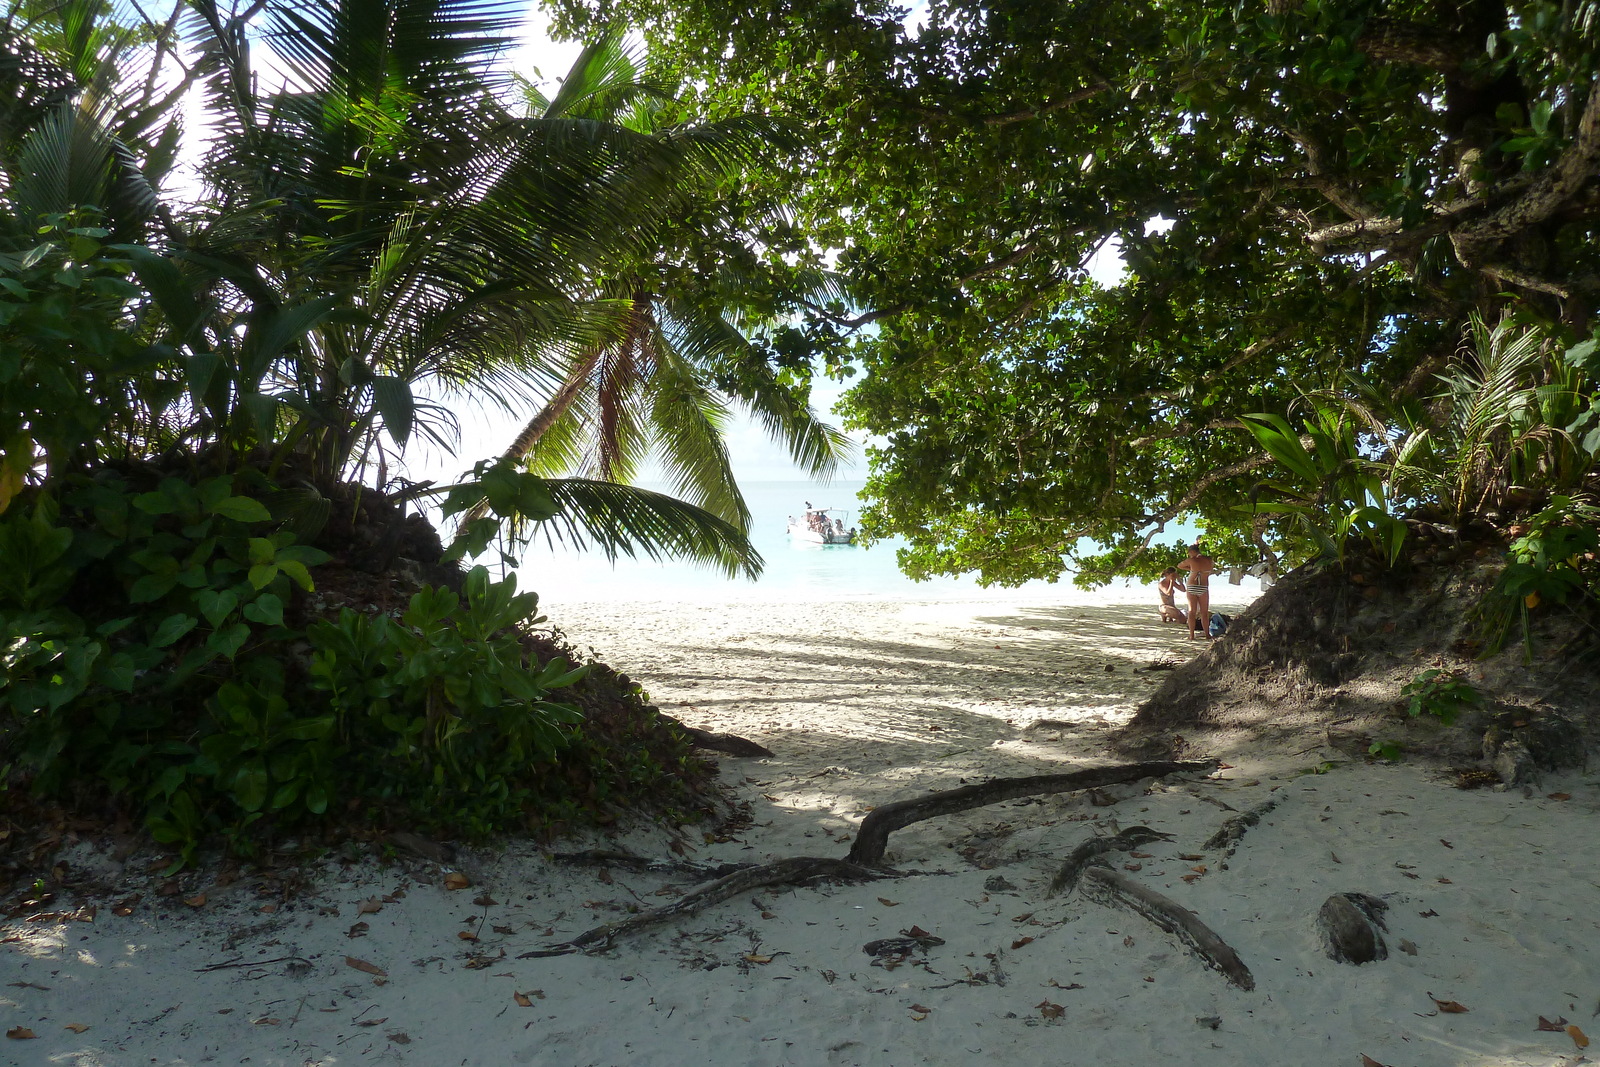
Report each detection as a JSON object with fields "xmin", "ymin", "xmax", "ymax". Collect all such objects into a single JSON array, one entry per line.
[
  {"xmin": 1157, "ymin": 568, "xmax": 1187, "ymax": 624},
  {"xmin": 1176, "ymin": 543, "xmax": 1215, "ymax": 640}
]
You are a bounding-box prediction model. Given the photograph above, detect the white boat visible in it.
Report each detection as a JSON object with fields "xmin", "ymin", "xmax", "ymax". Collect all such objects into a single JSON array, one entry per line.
[{"xmin": 787, "ymin": 505, "xmax": 857, "ymax": 545}]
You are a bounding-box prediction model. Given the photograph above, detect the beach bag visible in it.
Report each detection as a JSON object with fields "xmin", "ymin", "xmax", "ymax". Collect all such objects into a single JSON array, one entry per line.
[{"xmin": 1208, "ymin": 612, "xmax": 1230, "ymax": 638}]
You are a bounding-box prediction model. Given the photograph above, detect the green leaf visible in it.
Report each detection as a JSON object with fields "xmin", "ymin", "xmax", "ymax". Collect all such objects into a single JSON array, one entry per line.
[
  {"xmin": 207, "ymin": 622, "xmax": 251, "ymax": 659},
  {"xmin": 370, "ymin": 375, "xmax": 415, "ymax": 445},
  {"xmin": 247, "ymin": 563, "xmax": 278, "ymax": 590},
  {"xmin": 231, "ymin": 761, "xmax": 270, "ymax": 812},
  {"xmin": 241, "ymin": 593, "xmax": 284, "ymax": 627},
  {"xmin": 276, "ymin": 559, "xmax": 315, "ymax": 590},
  {"xmin": 150, "ymin": 613, "xmax": 199, "ymax": 648},
  {"xmin": 211, "ymin": 496, "xmax": 272, "ymax": 523},
  {"xmin": 195, "ymin": 589, "xmax": 239, "ymax": 628},
  {"xmin": 129, "ymin": 573, "xmax": 178, "ymax": 603}
]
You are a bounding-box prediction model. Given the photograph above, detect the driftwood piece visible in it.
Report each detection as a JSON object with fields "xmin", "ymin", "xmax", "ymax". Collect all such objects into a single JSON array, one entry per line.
[
  {"xmin": 520, "ymin": 856, "xmax": 887, "ymax": 958},
  {"xmin": 1201, "ymin": 795, "xmax": 1284, "ymax": 857},
  {"xmin": 1048, "ymin": 826, "xmax": 1174, "ymax": 896},
  {"xmin": 1317, "ymin": 892, "xmax": 1389, "ymax": 964},
  {"xmin": 1079, "ymin": 866, "xmax": 1255, "ymax": 990},
  {"xmin": 846, "ymin": 759, "xmax": 1217, "ymax": 866}
]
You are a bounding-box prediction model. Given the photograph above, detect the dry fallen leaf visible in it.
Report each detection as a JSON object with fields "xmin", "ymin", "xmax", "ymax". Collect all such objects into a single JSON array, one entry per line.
[
  {"xmin": 1037, "ymin": 1001, "xmax": 1064, "ymax": 1020},
  {"xmin": 909, "ymin": 1004, "xmax": 932, "ymax": 1014},
  {"xmin": 345, "ymin": 956, "xmax": 387, "ymax": 977},
  {"xmin": 347, "ymin": 921, "xmax": 369, "ymax": 939},
  {"xmin": 355, "ymin": 1018, "xmax": 388, "ymax": 1028},
  {"xmin": 902, "ymin": 926, "xmax": 936, "ymax": 939},
  {"xmin": 1539, "ymin": 1016, "xmax": 1571, "ymax": 1032},
  {"xmin": 1011, "ymin": 937, "xmax": 1035, "ymax": 949},
  {"xmin": 1429, "ymin": 993, "xmax": 1470, "ymax": 1013},
  {"xmin": 457, "ymin": 931, "xmax": 479, "ymax": 943},
  {"xmin": 1548, "ymin": 792, "xmax": 1572, "ymax": 801},
  {"xmin": 63, "ymin": 1023, "xmax": 90, "ymax": 1034},
  {"xmin": 514, "ymin": 992, "xmax": 533, "ymax": 1007},
  {"xmin": 1567, "ymin": 1025, "xmax": 1590, "ymax": 1049},
  {"xmin": 1181, "ymin": 874, "xmax": 1203, "ymax": 884},
  {"xmin": 1360, "ymin": 1056, "xmax": 1390, "ymax": 1067},
  {"xmin": 759, "ymin": 910, "xmax": 777, "ymax": 920},
  {"xmin": 1179, "ymin": 853, "xmax": 1204, "ymax": 861},
  {"xmin": 442, "ymin": 871, "xmax": 471, "ymax": 891},
  {"xmin": 1190, "ymin": 865, "xmax": 1207, "ymax": 874},
  {"xmin": 252, "ymin": 1018, "xmax": 281, "ymax": 1026},
  {"xmin": 6, "ymin": 1027, "xmax": 37, "ymax": 1039},
  {"xmin": 183, "ymin": 893, "xmax": 207, "ymax": 908},
  {"xmin": 743, "ymin": 954, "xmax": 773, "ymax": 964},
  {"xmin": 877, "ymin": 898, "xmax": 900, "ymax": 907},
  {"xmin": 356, "ymin": 897, "xmax": 383, "ymax": 916}
]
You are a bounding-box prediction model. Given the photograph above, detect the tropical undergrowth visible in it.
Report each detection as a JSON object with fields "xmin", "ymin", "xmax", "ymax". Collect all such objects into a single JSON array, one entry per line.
[
  {"xmin": 0, "ymin": 221, "xmax": 721, "ymax": 877},
  {"xmin": 0, "ymin": 463, "xmax": 715, "ymax": 876},
  {"xmin": 1235, "ymin": 313, "xmax": 1600, "ymax": 658}
]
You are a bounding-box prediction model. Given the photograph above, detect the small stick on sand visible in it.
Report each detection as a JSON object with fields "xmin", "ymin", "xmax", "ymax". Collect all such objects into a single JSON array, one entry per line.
[
  {"xmin": 846, "ymin": 759, "xmax": 1217, "ymax": 866},
  {"xmin": 520, "ymin": 856, "xmax": 889, "ymax": 957},
  {"xmin": 1079, "ymin": 867, "xmax": 1256, "ymax": 990}
]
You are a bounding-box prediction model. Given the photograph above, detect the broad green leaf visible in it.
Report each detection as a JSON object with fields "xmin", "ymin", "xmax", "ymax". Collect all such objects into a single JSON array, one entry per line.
[
  {"xmin": 150, "ymin": 613, "xmax": 199, "ymax": 648},
  {"xmin": 242, "ymin": 593, "xmax": 284, "ymax": 627},
  {"xmin": 195, "ymin": 589, "xmax": 239, "ymax": 628},
  {"xmin": 211, "ymin": 496, "xmax": 272, "ymax": 523}
]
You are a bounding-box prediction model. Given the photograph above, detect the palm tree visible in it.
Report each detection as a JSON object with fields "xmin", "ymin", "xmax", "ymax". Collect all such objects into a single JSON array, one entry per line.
[
  {"xmin": 460, "ymin": 36, "xmax": 852, "ymax": 543},
  {"xmin": 174, "ymin": 0, "xmax": 801, "ymax": 573}
]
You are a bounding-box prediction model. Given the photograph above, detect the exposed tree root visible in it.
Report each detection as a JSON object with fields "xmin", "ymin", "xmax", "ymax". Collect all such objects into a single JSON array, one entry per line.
[
  {"xmin": 846, "ymin": 759, "xmax": 1217, "ymax": 865},
  {"xmin": 1079, "ymin": 866, "xmax": 1256, "ymax": 990},
  {"xmin": 1202, "ymin": 795, "xmax": 1284, "ymax": 857},
  {"xmin": 519, "ymin": 856, "xmax": 891, "ymax": 957},
  {"xmin": 545, "ymin": 850, "xmax": 755, "ymax": 880},
  {"xmin": 670, "ymin": 723, "xmax": 776, "ymax": 758},
  {"xmin": 1048, "ymin": 826, "xmax": 1174, "ymax": 896}
]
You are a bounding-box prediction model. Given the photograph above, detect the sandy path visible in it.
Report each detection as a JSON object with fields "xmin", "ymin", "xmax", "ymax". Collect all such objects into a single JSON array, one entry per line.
[{"xmin": 4, "ymin": 593, "xmax": 1597, "ymax": 1067}]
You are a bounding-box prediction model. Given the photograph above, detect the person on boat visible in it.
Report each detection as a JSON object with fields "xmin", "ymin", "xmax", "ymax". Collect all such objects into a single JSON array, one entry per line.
[
  {"xmin": 1157, "ymin": 568, "xmax": 1187, "ymax": 624},
  {"xmin": 1175, "ymin": 543, "xmax": 1216, "ymax": 640}
]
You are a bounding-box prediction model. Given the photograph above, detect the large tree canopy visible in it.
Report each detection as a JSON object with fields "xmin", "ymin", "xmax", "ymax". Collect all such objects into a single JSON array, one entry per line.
[{"xmin": 549, "ymin": 0, "xmax": 1600, "ymax": 584}]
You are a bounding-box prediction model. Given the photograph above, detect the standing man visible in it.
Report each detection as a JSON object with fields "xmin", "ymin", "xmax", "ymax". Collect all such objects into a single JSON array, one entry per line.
[{"xmin": 1176, "ymin": 543, "xmax": 1216, "ymax": 640}]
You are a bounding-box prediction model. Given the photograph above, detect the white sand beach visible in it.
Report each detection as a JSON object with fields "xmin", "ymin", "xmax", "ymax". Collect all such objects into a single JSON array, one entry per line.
[{"xmin": 4, "ymin": 592, "xmax": 1598, "ymax": 1066}]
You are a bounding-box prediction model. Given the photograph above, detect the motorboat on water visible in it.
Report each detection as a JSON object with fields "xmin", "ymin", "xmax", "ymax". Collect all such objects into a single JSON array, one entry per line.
[{"xmin": 787, "ymin": 503, "xmax": 857, "ymax": 545}]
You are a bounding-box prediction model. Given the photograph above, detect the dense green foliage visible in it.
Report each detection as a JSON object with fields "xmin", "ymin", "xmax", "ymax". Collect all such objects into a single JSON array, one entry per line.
[
  {"xmin": 0, "ymin": 0, "xmax": 831, "ymax": 860},
  {"xmin": 551, "ymin": 0, "xmax": 1600, "ymax": 587}
]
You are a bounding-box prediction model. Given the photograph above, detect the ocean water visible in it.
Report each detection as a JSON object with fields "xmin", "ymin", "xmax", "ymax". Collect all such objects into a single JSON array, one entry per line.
[{"xmin": 515, "ymin": 479, "xmax": 1178, "ymax": 608}]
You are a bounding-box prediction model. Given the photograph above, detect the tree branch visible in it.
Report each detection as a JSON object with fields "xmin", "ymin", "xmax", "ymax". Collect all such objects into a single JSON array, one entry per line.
[
  {"xmin": 1354, "ymin": 18, "xmax": 1479, "ymax": 75},
  {"xmin": 800, "ymin": 239, "xmax": 1043, "ymax": 330},
  {"xmin": 904, "ymin": 81, "xmax": 1109, "ymax": 127}
]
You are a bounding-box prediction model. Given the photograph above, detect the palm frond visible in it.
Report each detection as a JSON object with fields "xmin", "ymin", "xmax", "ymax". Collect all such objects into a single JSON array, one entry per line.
[{"xmin": 532, "ymin": 477, "xmax": 762, "ymax": 579}]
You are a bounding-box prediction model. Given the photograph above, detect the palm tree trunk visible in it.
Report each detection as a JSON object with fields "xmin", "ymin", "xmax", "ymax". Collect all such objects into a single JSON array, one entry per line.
[{"xmin": 449, "ymin": 346, "xmax": 603, "ymax": 538}]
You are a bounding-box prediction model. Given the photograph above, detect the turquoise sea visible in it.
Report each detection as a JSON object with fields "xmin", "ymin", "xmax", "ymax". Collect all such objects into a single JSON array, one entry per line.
[{"xmin": 515, "ymin": 479, "xmax": 1176, "ymax": 608}]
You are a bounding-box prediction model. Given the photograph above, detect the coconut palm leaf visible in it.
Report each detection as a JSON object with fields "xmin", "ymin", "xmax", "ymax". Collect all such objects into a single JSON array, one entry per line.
[{"xmin": 530, "ymin": 477, "xmax": 762, "ymax": 578}]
